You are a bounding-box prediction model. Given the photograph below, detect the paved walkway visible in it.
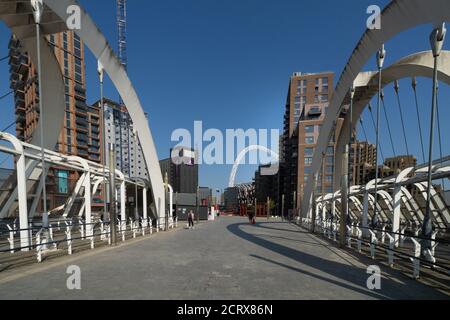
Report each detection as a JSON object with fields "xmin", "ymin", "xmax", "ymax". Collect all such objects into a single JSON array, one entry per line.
[{"xmin": 0, "ymin": 217, "xmax": 448, "ymax": 300}]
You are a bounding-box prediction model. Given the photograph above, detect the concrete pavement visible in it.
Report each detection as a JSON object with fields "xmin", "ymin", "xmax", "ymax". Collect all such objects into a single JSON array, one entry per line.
[{"xmin": 0, "ymin": 217, "xmax": 448, "ymax": 300}]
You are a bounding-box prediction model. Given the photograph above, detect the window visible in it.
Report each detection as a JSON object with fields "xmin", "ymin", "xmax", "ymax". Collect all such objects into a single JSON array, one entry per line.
[
  {"xmin": 319, "ymin": 94, "xmax": 328, "ymax": 102},
  {"xmin": 327, "ymin": 146, "xmax": 334, "ymax": 155},
  {"xmin": 326, "ymin": 156, "xmax": 334, "ymax": 164},
  {"xmin": 305, "ymin": 137, "xmax": 314, "ymax": 144},
  {"xmin": 305, "ymin": 125, "xmax": 314, "ymax": 133},
  {"xmin": 305, "ymin": 157, "xmax": 313, "ymax": 165},
  {"xmin": 57, "ymin": 171, "xmax": 69, "ymax": 194},
  {"xmin": 304, "ymin": 147, "xmax": 314, "ymax": 156}
]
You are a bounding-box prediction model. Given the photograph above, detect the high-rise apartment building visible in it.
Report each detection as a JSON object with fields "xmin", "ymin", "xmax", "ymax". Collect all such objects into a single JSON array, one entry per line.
[
  {"xmin": 9, "ymin": 31, "xmax": 102, "ymax": 208},
  {"xmin": 93, "ymin": 98, "xmax": 148, "ymax": 180},
  {"xmin": 9, "ymin": 32, "xmax": 101, "ymax": 162},
  {"xmin": 280, "ymin": 71, "xmax": 343, "ymax": 212}
]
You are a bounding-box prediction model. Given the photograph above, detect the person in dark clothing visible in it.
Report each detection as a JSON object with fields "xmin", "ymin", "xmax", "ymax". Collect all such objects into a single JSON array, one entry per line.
[{"xmin": 188, "ymin": 210, "xmax": 195, "ymax": 229}]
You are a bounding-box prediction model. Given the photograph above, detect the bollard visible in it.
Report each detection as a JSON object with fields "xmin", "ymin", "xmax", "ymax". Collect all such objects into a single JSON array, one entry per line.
[
  {"xmin": 386, "ymin": 233, "xmax": 395, "ymax": 267},
  {"xmin": 7, "ymin": 225, "xmax": 14, "ymax": 253},
  {"xmin": 400, "ymin": 226, "xmax": 407, "ymax": 247},
  {"xmin": 332, "ymin": 222, "xmax": 337, "ymax": 242},
  {"xmin": 369, "ymin": 229, "xmax": 378, "ymax": 259},
  {"xmin": 36, "ymin": 231, "xmax": 42, "ymax": 263},
  {"xmin": 66, "ymin": 224, "xmax": 72, "ymax": 255},
  {"xmin": 80, "ymin": 221, "xmax": 85, "ymax": 240},
  {"xmin": 410, "ymin": 237, "xmax": 421, "ymax": 279},
  {"xmin": 107, "ymin": 225, "xmax": 111, "ymax": 245},
  {"xmin": 431, "ymin": 231, "xmax": 438, "ymax": 256},
  {"xmin": 346, "ymin": 225, "xmax": 352, "ymax": 248},
  {"xmin": 142, "ymin": 218, "xmax": 146, "ymax": 236},
  {"xmin": 99, "ymin": 220, "xmax": 105, "ymax": 241},
  {"xmin": 381, "ymin": 225, "xmax": 386, "ymax": 245},
  {"xmin": 356, "ymin": 226, "xmax": 362, "ymax": 253}
]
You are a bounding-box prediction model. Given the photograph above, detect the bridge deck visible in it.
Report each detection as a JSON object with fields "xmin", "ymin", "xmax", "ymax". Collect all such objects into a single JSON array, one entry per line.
[{"xmin": 0, "ymin": 217, "xmax": 447, "ymax": 300}]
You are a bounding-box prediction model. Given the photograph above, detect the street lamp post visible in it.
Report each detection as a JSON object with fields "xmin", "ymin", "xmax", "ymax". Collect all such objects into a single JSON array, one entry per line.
[
  {"xmin": 164, "ymin": 171, "xmax": 169, "ymax": 231},
  {"xmin": 109, "ymin": 143, "xmax": 117, "ymax": 245},
  {"xmin": 97, "ymin": 60, "xmax": 109, "ymax": 222},
  {"xmin": 196, "ymin": 186, "xmax": 200, "ymax": 224},
  {"xmin": 133, "ymin": 128, "xmax": 139, "ymax": 222},
  {"xmin": 422, "ymin": 23, "xmax": 446, "ymax": 260},
  {"xmin": 31, "ymin": 0, "xmax": 49, "ymax": 231}
]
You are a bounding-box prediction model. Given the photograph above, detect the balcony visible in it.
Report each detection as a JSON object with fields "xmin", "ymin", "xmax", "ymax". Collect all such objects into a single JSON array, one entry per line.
[
  {"xmin": 75, "ymin": 114, "xmax": 88, "ymax": 124},
  {"xmin": 76, "ymin": 122, "xmax": 89, "ymax": 133},
  {"xmin": 8, "ymin": 37, "xmax": 19, "ymax": 50},
  {"xmin": 15, "ymin": 97, "xmax": 25, "ymax": 111},
  {"xmin": 89, "ymin": 139, "xmax": 100, "ymax": 147},
  {"xmin": 89, "ymin": 153, "xmax": 101, "ymax": 162},
  {"xmin": 77, "ymin": 139, "xmax": 88, "ymax": 147},
  {"xmin": 75, "ymin": 100, "xmax": 88, "ymax": 112},
  {"xmin": 74, "ymin": 84, "xmax": 86, "ymax": 95},
  {"xmin": 308, "ymin": 107, "xmax": 322, "ymax": 117},
  {"xmin": 77, "ymin": 148, "xmax": 88, "ymax": 156},
  {"xmin": 75, "ymin": 93, "xmax": 86, "ymax": 103},
  {"xmin": 89, "ymin": 146, "xmax": 100, "ymax": 154}
]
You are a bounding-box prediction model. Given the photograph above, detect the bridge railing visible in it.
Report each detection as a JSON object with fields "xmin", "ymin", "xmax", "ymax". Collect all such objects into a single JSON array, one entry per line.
[
  {"xmin": 0, "ymin": 216, "xmax": 178, "ymax": 266},
  {"xmin": 299, "ymin": 217, "xmax": 450, "ymax": 280}
]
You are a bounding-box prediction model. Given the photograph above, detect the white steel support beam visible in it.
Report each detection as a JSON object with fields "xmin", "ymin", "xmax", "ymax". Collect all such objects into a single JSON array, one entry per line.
[
  {"xmin": 16, "ymin": 139, "xmax": 29, "ymax": 250},
  {"xmin": 116, "ymin": 170, "xmax": 126, "ymax": 224},
  {"xmin": 0, "ymin": 133, "xmax": 30, "ymax": 250},
  {"xmin": 143, "ymin": 187, "xmax": 148, "ymax": 221},
  {"xmin": 84, "ymin": 171, "xmax": 92, "ymax": 237}
]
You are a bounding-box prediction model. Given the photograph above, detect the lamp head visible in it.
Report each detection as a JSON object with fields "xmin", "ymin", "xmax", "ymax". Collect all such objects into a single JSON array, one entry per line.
[{"xmin": 30, "ymin": 0, "xmax": 44, "ymax": 24}]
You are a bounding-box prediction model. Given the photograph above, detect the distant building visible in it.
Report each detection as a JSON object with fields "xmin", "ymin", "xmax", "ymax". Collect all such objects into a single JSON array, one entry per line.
[
  {"xmin": 350, "ymin": 140, "xmax": 377, "ymax": 186},
  {"xmin": 224, "ymin": 183, "xmax": 254, "ymax": 215},
  {"xmin": 198, "ymin": 187, "xmax": 212, "ymax": 207},
  {"xmin": 254, "ymin": 164, "xmax": 279, "ymax": 215},
  {"xmin": 160, "ymin": 147, "xmax": 199, "ymax": 194},
  {"xmin": 381, "ymin": 155, "xmax": 417, "ymax": 177},
  {"xmin": 93, "ymin": 98, "xmax": 148, "ymax": 180}
]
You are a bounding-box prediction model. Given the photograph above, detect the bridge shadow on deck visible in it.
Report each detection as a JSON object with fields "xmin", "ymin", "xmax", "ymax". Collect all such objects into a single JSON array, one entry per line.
[{"xmin": 226, "ymin": 221, "xmax": 448, "ymax": 300}]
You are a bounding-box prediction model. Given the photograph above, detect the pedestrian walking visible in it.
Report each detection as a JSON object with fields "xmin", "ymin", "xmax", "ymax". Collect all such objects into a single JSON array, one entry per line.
[{"xmin": 188, "ymin": 210, "xmax": 195, "ymax": 229}]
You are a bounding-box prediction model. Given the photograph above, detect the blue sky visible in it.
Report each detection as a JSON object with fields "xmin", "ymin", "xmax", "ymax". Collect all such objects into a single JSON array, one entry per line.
[{"xmin": 0, "ymin": 0, "xmax": 449, "ymax": 193}]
